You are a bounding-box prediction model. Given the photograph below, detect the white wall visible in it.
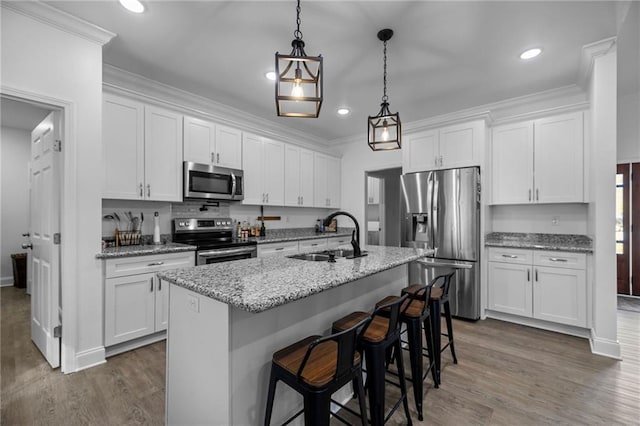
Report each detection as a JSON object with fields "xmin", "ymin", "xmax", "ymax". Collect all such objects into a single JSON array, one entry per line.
[
  {"xmin": 617, "ymin": 92, "xmax": 640, "ymax": 162},
  {"xmin": 336, "ymin": 141, "xmax": 403, "ymax": 243},
  {"xmin": 491, "ymin": 204, "xmax": 588, "ymax": 235},
  {"xmin": 588, "ymin": 49, "xmax": 620, "ymax": 358},
  {"xmin": 230, "ymin": 204, "xmax": 336, "ymax": 230},
  {"xmin": 1, "ymin": 5, "xmax": 109, "ymax": 371},
  {"xmin": 101, "ymin": 200, "xmax": 172, "ymax": 239},
  {"xmin": 0, "ymin": 127, "xmax": 30, "ymax": 285}
]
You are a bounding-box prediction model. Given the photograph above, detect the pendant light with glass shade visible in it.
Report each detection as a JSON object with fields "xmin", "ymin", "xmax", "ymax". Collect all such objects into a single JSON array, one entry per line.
[
  {"xmin": 275, "ymin": 0, "xmax": 323, "ymax": 118},
  {"xmin": 368, "ymin": 29, "xmax": 401, "ymax": 151}
]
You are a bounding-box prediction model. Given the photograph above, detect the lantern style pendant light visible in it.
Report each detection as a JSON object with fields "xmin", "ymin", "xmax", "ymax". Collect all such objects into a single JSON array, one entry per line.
[
  {"xmin": 368, "ymin": 29, "xmax": 401, "ymax": 151},
  {"xmin": 275, "ymin": 0, "xmax": 323, "ymax": 118}
]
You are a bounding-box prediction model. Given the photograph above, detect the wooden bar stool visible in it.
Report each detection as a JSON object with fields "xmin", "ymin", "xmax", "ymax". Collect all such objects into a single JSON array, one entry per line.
[
  {"xmin": 374, "ymin": 278, "xmax": 439, "ymax": 421},
  {"xmin": 402, "ymin": 271, "xmax": 457, "ymax": 384},
  {"xmin": 264, "ymin": 317, "xmax": 371, "ymax": 426},
  {"xmin": 332, "ymin": 294, "xmax": 413, "ymax": 426}
]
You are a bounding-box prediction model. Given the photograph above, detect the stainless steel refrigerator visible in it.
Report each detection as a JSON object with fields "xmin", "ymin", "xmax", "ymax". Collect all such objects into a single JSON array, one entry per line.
[{"xmin": 401, "ymin": 167, "xmax": 481, "ymax": 320}]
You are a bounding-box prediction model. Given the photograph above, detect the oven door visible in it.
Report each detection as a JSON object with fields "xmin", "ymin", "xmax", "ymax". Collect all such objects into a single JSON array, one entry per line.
[
  {"xmin": 184, "ymin": 161, "xmax": 244, "ymax": 201},
  {"xmin": 197, "ymin": 246, "xmax": 257, "ymax": 265}
]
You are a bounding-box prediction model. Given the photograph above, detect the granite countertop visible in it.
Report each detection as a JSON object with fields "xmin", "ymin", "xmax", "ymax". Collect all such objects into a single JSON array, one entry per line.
[
  {"xmin": 485, "ymin": 232, "xmax": 593, "ymax": 253},
  {"xmin": 96, "ymin": 242, "xmax": 197, "ymax": 259},
  {"xmin": 158, "ymin": 245, "xmax": 430, "ymax": 313},
  {"xmin": 253, "ymin": 227, "xmax": 354, "ymax": 244}
]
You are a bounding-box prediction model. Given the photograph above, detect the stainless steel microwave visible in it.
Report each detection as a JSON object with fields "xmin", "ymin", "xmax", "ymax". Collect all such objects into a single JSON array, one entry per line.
[{"xmin": 183, "ymin": 161, "xmax": 244, "ymax": 201}]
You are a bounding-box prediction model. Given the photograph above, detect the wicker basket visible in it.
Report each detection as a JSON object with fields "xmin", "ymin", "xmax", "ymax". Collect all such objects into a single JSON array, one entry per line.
[{"xmin": 115, "ymin": 230, "xmax": 141, "ymax": 246}]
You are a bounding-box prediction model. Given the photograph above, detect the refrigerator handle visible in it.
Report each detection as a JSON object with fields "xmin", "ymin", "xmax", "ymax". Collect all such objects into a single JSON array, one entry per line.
[{"xmin": 431, "ymin": 172, "xmax": 438, "ymax": 253}]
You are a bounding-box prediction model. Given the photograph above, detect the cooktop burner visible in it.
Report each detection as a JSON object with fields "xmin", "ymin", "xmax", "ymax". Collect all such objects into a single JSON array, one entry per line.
[{"xmin": 172, "ymin": 217, "xmax": 256, "ymax": 250}]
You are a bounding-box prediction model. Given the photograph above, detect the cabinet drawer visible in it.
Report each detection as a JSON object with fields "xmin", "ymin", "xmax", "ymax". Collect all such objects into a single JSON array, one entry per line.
[
  {"xmin": 299, "ymin": 238, "xmax": 327, "ymax": 252},
  {"xmin": 487, "ymin": 248, "xmax": 533, "ymax": 264},
  {"xmin": 105, "ymin": 252, "xmax": 195, "ymax": 278},
  {"xmin": 327, "ymin": 236, "xmax": 350, "ymax": 249},
  {"xmin": 258, "ymin": 241, "xmax": 299, "ymax": 258},
  {"xmin": 533, "ymin": 251, "xmax": 586, "ymax": 270}
]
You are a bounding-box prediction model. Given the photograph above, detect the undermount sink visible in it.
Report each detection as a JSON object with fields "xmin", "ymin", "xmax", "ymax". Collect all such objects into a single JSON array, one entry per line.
[
  {"xmin": 288, "ymin": 253, "xmax": 332, "ymax": 262},
  {"xmin": 287, "ymin": 249, "xmax": 367, "ymax": 262}
]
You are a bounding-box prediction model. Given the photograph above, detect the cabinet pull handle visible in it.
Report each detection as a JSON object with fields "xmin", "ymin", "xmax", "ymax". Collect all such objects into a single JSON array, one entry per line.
[
  {"xmin": 217, "ymin": 153, "xmax": 220, "ymax": 163},
  {"xmin": 435, "ymin": 156, "xmax": 438, "ymax": 166},
  {"xmin": 528, "ymin": 189, "xmax": 531, "ymax": 201},
  {"xmin": 301, "ymin": 196, "xmax": 303, "ymax": 205},
  {"xmin": 147, "ymin": 261, "xmax": 164, "ymax": 266},
  {"xmin": 266, "ymin": 193, "xmax": 269, "ymax": 203},
  {"xmin": 536, "ymin": 189, "xmax": 539, "ymax": 201},
  {"xmin": 275, "ymin": 247, "xmax": 284, "ymax": 251},
  {"xmin": 147, "ymin": 184, "xmax": 151, "ymax": 198},
  {"xmin": 211, "ymin": 152, "xmax": 215, "ymax": 163},
  {"xmin": 262, "ymin": 193, "xmax": 265, "ymax": 203},
  {"xmin": 150, "ymin": 277, "xmax": 154, "ymax": 292},
  {"xmin": 159, "ymin": 279, "xmax": 162, "ymax": 291},
  {"xmin": 549, "ymin": 257, "xmax": 568, "ymax": 262},
  {"xmin": 535, "ymin": 269, "xmax": 538, "ymax": 282},
  {"xmin": 527, "ymin": 269, "xmax": 530, "ymax": 281},
  {"xmin": 502, "ymin": 254, "xmax": 518, "ymax": 259},
  {"xmin": 139, "ymin": 183, "xmax": 144, "ymax": 197},
  {"xmin": 440, "ymin": 155, "xmax": 443, "ymax": 167},
  {"xmin": 311, "ymin": 243, "xmax": 318, "ymax": 246}
]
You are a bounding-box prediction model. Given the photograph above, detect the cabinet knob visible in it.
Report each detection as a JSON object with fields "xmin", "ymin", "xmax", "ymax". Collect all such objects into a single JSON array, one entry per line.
[
  {"xmin": 147, "ymin": 184, "xmax": 151, "ymax": 198},
  {"xmin": 139, "ymin": 183, "xmax": 144, "ymax": 197}
]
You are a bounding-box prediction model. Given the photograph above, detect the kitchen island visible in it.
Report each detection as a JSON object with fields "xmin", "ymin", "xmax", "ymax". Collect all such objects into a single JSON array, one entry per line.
[{"xmin": 158, "ymin": 245, "xmax": 429, "ymax": 425}]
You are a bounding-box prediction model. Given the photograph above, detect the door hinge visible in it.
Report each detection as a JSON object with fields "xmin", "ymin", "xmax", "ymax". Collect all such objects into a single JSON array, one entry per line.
[
  {"xmin": 53, "ymin": 139, "xmax": 62, "ymax": 152},
  {"xmin": 53, "ymin": 325, "xmax": 62, "ymax": 338},
  {"xmin": 53, "ymin": 233, "xmax": 61, "ymax": 244}
]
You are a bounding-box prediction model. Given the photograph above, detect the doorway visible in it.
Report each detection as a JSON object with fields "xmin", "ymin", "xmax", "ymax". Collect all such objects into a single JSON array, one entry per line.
[
  {"xmin": 364, "ymin": 168, "xmax": 402, "ymax": 247},
  {"xmin": 616, "ymin": 162, "xmax": 640, "ymax": 297},
  {"xmin": 1, "ymin": 96, "xmax": 62, "ymax": 368}
]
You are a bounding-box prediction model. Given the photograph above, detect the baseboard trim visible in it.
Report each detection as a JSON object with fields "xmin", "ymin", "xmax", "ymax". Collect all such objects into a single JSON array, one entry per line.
[
  {"xmin": 75, "ymin": 346, "xmax": 106, "ymax": 372},
  {"xmin": 485, "ymin": 310, "xmax": 591, "ymax": 339},
  {"xmin": 1, "ymin": 276, "xmax": 14, "ymax": 287},
  {"xmin": 105, "ymin": 331, "xmax": 166, "ymax": 358},
  {"xmin": 589, "ymin": 330, "xmax": 622, "ymax": 359}
]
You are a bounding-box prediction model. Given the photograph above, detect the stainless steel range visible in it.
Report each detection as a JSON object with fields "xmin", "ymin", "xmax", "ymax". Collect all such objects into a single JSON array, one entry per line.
[{"xmin": 172, "ymin": 218, "xmax": 257, "ymax": 265}]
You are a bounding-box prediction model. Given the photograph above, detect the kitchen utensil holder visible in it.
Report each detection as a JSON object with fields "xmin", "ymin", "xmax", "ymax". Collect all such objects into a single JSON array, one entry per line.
[{"xmin": 115, "ymin": 230, "xmax": 141, "ymax": 247}]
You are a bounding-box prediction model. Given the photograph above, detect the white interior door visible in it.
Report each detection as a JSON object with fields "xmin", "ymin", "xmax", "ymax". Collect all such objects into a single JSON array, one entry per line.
[{"xmin": 29, "ymin": 111, "xmax": 61, "ymax": 368}]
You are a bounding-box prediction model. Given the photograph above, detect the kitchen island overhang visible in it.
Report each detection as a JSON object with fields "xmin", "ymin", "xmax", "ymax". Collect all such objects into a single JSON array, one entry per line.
[{"xmin": 159, "ymin": 245, "xmax": 430, "ymax": 425}]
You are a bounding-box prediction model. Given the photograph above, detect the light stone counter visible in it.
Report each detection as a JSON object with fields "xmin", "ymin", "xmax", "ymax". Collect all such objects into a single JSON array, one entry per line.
[
  {"xmin": 96, "ymin": 242, "xmax": 196, "ymax": 259},
  {"xmin": 485, "ymin": 232, "xmax": 593, "ymax": 253},
  {"xmin": 253, "ymin": 227, "xmax": 353, "ymax": 244},
  {"xmin": 158, "ymin": 245, "xmax": 429, "ymax": 313}
]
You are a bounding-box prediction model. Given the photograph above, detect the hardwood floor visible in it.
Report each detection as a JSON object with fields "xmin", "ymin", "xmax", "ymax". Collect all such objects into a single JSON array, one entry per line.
[{"xmin": 2, "ymin": 285, "xmax": 639, "ymax": 425}]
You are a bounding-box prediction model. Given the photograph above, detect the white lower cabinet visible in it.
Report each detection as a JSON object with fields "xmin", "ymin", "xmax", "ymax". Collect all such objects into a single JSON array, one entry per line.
[
  {"xmin": 487, "ymin": 248, "xmax": 587, "ymax": 327},
  {"xmin": 104, "ymin": 252, "xmax": 194, "ymax": 347},
  {"xmin": 257, "ymin": 241, "xmax": 299, "ymax": 258},
  {"xmin": 257, "ymin": 235, "xmax": 352, "ymax": 258}
]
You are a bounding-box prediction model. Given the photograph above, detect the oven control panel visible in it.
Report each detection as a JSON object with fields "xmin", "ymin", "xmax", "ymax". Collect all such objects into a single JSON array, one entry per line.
[{"xmin": 173, "ymin": 218, "xmax": 234, "ymax": 232}]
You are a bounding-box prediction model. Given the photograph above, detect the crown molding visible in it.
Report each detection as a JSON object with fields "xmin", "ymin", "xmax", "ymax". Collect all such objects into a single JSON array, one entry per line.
[
  {"xmin": 1, "ymin": 1, "xmax": 115, "ymax": 46},
  {"xmin": 102, "ymin": 65, "xmax": 330, "ymax": 153},
  {"xmin": 578, "ymin": 37, "xmax": 617, "ymax": 89},
  {"xmin": 330, "ymin": 84, "xmax": 587, "ymax": 146}
]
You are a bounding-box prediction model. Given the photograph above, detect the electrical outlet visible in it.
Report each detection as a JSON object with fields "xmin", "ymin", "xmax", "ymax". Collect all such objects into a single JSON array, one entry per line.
[
  {"xmin": 187, "ymin": 294, "xmax": 200, "ymax": 313},
  {"xmin": 552, "ymin": 216, "xmax": 560, "ymax": 226}
]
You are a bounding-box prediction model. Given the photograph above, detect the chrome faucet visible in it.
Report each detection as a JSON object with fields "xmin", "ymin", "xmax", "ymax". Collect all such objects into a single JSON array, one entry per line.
[{"xmin": 323, "ymin": 211, "xmax": 364, "ymax": 258}]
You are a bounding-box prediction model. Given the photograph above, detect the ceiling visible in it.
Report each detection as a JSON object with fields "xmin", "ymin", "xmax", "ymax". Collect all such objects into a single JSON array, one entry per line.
[
  {"xmin": 43, "ymin": 1, "xmax": 625, "ymax": 142},
  {"xmin": 1, "ymin": 98, "xmax": 52, "ymax": 131}
]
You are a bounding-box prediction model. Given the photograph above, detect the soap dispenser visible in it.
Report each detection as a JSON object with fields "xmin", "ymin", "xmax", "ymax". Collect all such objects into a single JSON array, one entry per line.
[{"xmin": 153, "ymin": 212, "xmax": 161, "ymax": 244}]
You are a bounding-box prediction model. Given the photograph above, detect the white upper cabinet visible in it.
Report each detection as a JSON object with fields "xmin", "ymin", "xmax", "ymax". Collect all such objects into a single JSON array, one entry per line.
[
  {"xmin": 402, "ymin": 120, "xmax": 484, "ymax": 173},
  {"xmin": 314, "ymin": 153, "xmax": 341, "ymax": 208},
  {"xmin": 534, "ymin": 113, "xmax": 584, "ymax": 203},
  {"xmin": 183, "ymin": 116, "xmax": 242, "ymax": 169},
  {"xmin": 103, "ymin": 94, "xmax": 144, "ymax": 200},
  {"xmin": 144, "ymin": 106, "xmax": 183, "ymax": 202},
  {"xmin": 284, "ymin": 145, "xmax": 314, "ymax": 207},
  {"xmin": 103, "ymin": 94, "xmax": 183, "ymax": 202},
  {"xmin": 242, "ymin": 132, "xmax": 284, "ymax": 206},
  {"xmin": 491, "ymin": 111, "xmax": 584, "ymax": 205},
  {"xmin": 491, "ymin": 121, "xmax": 534, "ymax": 204}
]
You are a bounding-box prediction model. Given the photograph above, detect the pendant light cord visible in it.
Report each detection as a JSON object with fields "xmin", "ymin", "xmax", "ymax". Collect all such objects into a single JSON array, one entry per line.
[
  {"xmin": 382, "ymin": 39, "xmax": 388, "ymax": 103},
  {"xmin": 294, "ymin": 0, "xmax": 303, "ymax": 41}
]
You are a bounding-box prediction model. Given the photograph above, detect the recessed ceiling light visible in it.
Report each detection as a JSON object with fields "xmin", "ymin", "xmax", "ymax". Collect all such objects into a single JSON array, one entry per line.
[
  {"xmin": 337, "ymin": 107, "xmax": 351, "ymax": 116},
  {"xmin": 265, "ymin": 71, "xmax": 276, "ymax": 81},
  {"xmin": 119, "ymin": 0, "xmax": 145, "ymax": 13},
  {"xmin": 520, "ymin": 48, "xmax": 542, "ymax": 60}
]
